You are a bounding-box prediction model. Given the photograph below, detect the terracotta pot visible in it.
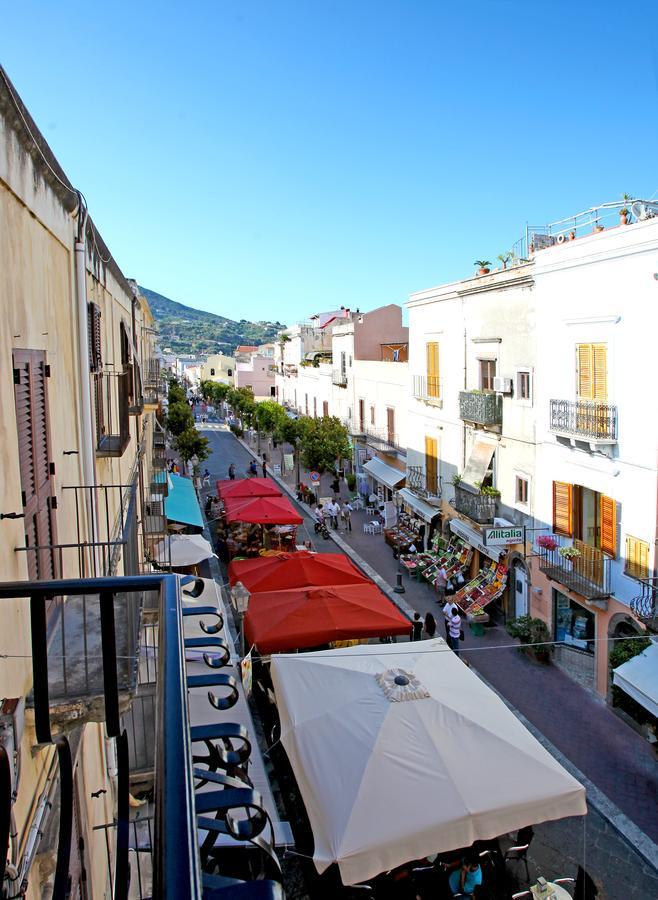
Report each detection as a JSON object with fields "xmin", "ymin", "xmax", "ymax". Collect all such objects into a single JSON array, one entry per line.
[
  {"xmin": 478, "ymin": 267, "xmax": 490, "ymax": 275},
  {"xmin": 620, "ymin": 212, "xmax": 628, "ymax": 225},
  {"xmin": 595, "ymin": 225, "xmax": 604, "ymax": 233},
  {"xmin": 569, "ymin": 231, "xmax": 576, "ymax": 241}
]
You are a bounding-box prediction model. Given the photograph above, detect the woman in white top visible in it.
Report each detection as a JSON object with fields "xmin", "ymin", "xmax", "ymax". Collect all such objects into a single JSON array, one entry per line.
[{"xmin": 448, "ymin": 605, "xmax": 462, "ymax": 657}]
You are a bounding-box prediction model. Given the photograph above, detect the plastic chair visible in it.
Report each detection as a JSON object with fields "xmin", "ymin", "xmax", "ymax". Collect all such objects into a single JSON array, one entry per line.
[
  {"xmin": 504, "ymin": 842, "xmax": 530, "ymax": 883},
  {"xmin": 555, "ymin": 865, "xmax": 598, "ymax": 898}
]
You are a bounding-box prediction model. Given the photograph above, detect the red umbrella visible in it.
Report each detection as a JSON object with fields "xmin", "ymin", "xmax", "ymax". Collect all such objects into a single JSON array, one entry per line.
[
  {"xmin": 229, "ymin": 551, "xmax": 370, "ymax": 591},
  {"xmin": 217, "ymin": 478, "xmax": 282, "ymax": 499},
  {"xmin": 244, "ymin": 584, "xmax": 411, "ymax": 654},
  {"xmin": 223, "ymin": 494, "xmax": 303, "ymax": 525}
]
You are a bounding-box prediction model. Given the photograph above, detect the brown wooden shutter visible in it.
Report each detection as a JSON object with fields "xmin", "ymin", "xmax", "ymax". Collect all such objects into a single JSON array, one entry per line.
[
  {"xmin": 322, "ymin": 401, "xmax": 329, "ymax": 417},
  {"xmin": 387, "ymin": 407, "xmax": 395, "ymax": 441},
  {"xmin": 88, "ymin": 302, "xmax": 103, "ymax": 372},
  {"xmin": 600, "ymin": 494, "xmax": 616, "ymax": 558},
  {"xmin": 425, "ymin": 436, "xmax": 438, "ymax": 494},
  {"xmin": 552, "ymin": 481, "xmax": 573, "ymax": 536}
]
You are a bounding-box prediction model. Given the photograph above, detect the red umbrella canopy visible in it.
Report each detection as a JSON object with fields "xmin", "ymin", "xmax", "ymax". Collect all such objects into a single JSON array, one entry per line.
[
  {"xmin": 244, "ymin": 584, "xmax": 411, "ymax": 654},
  {"xmin": 229, "ymin": 551, "xmax": 370, "ymax": 592},
  {"xmin": 217, "ymin": 478, "xmax": 282, "ymax": 499},
  {"xmin": 223, "ymin": 494, "xmax": 303, "ymax": 525}
]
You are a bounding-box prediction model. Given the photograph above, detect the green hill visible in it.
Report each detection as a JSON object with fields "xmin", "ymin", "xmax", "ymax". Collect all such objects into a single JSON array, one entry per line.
[{"xmin": 139, "ymin": 286, "xmax": 283, "ymax": 355}]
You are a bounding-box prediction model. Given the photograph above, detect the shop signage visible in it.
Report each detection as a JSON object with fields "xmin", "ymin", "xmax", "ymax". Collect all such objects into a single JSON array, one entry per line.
[
  {"xmin": 484, "ymin": 525, "xmax": 525, "ymax": 547},
  {"xmin": 449, "ymin": 518, "xmax": 500, "ymax": 562}
]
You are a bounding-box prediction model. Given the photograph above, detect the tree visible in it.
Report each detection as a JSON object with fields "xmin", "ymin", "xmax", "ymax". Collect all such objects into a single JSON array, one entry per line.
[
  {"xmin": 298, "ymin": 416, "xmax": 350, "ymax": 473},
  {"xmin": 168, "ymin": 380, "xmax": 187, "ymax": 405},
  {"xmin": 200, "ymin": 380, "xmax": 231, "ymax": 405},
  {"xmin": 167, "ymin": 401, "xmax": 194, "ymax": 436},
  {"xmin": 175, "ymin": 427, "xmax": 210, "ymax": 464},
  {"xmin": 255, "ymin": 400, "xmax": 287, "ymax": 437}
]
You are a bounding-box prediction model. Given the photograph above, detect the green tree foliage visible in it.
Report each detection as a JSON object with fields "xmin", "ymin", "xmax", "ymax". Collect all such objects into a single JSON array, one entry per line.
[
  {"xmin": 255, "ymin": 400, "xmax": 287, "ymax": 436},
  {"xmin": 200, "ymin": 380, "xmax": 231, "ymax": 404},
  {"xmin": 610, "ymin": 637, "xmax": 652, "ymax": 721},
  {"xmin": 506, "ymin": 615, "xmax": 553, "ymax": 663},
  {"xmin": 227, "ymin": 387, "xmax": 257, "ymax": 427},
  {"xmin": 167, "ymin": 401, "xmax": 194, "ymax": 436},
  {"xmin": 298, "ymin": 416, "xmax": 350, "ymax": 474},
  {"xmin": 168, "ymin": 380, "xmax": 187, "ymax": 405},
  {"xmin": 175, "ymin": 428, "xmax": 210, "ymax": 464}
]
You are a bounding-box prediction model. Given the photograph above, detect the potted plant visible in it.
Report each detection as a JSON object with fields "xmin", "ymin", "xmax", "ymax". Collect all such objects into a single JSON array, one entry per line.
[
  {"xmin": 620, "ymin": 194, "xmax": 632, "ymax": 225},
  {"xmin": 497, "ymin": 252, "xmax": 512, "ymax": 270},
  {"xmin": 451, "ymin": 473, "xmax": 462, "ymax": 486},
  {"xmin": 474, "ymin": 260, "xmax": 491, "ymax": 275},
  {"xmin": 537, "ymin": 534, "xmax": 558, "ymax": 552},
  {"xmin": 558, "ymin": 545, "xmax": 581, "ymax": 568},
  {"xmin": 569, "ymin": 230, "xmax": 576, "ymax": 241},
  {"xmin": 594, "ymin": 222, "xmax": 605, "ymax": 233}
]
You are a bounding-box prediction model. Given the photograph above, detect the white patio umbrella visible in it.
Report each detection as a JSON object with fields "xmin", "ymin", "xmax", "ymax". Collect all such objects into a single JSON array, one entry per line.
[
  {"xmin": 152, "ymin": 534, "xmax": 216, "ymax": 567},
  {"xmin": 271, "ymin": 641, "xmax": 586, "ymax": 886}
]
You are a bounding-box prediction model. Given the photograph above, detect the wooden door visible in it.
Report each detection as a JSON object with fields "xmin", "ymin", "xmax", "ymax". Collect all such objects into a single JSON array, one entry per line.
[{"xmin": 386, "ymin": 407, "xmax": 395, "ymax": 444}]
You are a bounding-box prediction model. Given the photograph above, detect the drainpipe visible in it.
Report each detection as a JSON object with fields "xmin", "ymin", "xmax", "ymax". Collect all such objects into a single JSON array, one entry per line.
[{"xmin": 74, "ymin": 194, "xmax": 99, "ymax": 568}]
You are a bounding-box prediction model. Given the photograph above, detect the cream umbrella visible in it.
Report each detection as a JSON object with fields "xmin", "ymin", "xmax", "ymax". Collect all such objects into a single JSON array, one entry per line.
[
  {"xmin": 152, "ymin": 534, "xmax": 216, "ymax": 567},
  {"xmin": 271, "ymin": 641, "xmax": 586, "ymax": 886}
]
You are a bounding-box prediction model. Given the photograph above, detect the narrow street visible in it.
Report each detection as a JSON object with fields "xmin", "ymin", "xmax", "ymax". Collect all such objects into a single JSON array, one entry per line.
[{"xmin": 199, "ymin": 421, "xmax": 658, "ymax": 899}]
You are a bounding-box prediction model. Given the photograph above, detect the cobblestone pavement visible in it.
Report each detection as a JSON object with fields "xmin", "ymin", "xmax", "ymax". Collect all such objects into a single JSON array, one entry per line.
[{"xmin": 200, "ymin": 425, "xmax": 658, "ymax": 898}]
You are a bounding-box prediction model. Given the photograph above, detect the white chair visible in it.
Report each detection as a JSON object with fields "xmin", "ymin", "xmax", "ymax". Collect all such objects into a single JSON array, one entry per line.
[
  {"xmin": 363, "ymin": 523, "xmax": 375, "ymax": 534},
  {"xmin": 371, "ymin": 521, "xmax": 383, "ymax": 535}
]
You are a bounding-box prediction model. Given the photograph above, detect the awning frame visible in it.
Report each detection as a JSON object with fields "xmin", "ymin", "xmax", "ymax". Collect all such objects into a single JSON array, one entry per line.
[
  {"xmin": 362, "ymin": 458, "xmax": 405, "ymax": 491},
  {"xmin": 397, "ymin": 487, "xmax": 440, "ymax": 523}
]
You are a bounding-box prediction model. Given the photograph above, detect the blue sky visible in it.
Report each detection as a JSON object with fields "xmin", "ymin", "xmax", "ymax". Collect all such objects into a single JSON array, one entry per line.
[{"xmin": 3, "ymin": 1, "xmax": 657, "ymax": 324}]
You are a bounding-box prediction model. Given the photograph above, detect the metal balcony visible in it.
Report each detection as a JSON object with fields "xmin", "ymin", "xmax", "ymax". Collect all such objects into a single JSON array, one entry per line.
[
  {"xmin": 129, "ymin": 361, "xmax": 145, "ymax": 415},
  {"xmin": 406, "ymin": 465, "xmax": 439, "ymax": 500},
  {"xmin": 630, "ymin": 577, "xmax": 658, "ymax": 630},
  {"xmin": 364, "ymin": 425, "xmax": 402, "ymax": 454},
  {"xmin": 332, "ymin": 369, "xmax": 348, "ymax": 387},
  {"xmin": 454, "ymin": 483, "xmax": 497, "ymax": 524},
  {"xmin": 94, "ymin": 370, "xmax": 131, "ymax": 457},
  {"xmin": 459, "ymin": 391, "xmax": 502, "ymax": 427},
  {"xmin": 537, "ymin": 537, "xmax": 611, "ymax": 602},
  {"xmin": 549, "ymin": 399, "xmax": 618, "ymax": 446},
  {"xmin": 413, "ymin": 375, "xmax": 442, "ymax": 405}
]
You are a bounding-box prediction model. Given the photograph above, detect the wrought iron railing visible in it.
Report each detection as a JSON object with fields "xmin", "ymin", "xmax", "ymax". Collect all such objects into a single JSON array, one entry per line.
[
  {"xmin": 537, "ymin": 536, "xmax": 611, "ymax": 600},
  {"xmin": 413, "ymin": 375, "xmax": 442, "ymax": 404},
  {"xmin": 94, "ymin": 369, "xmax": 131, "ymax": 456},
  {"xmin": 364, "ymin": 425, "xmax": 402, "ymax": 453},
  {"xmin": 630, "ymin": 577, "xmax": 658, "ymax": 628},
  {"xmin": 454, "ymin": 484, "xmax": 497, "ymax": 524},
  {"xmin": 458, "ymin": 391, "xmax": 502, "ymax": 427},
  {"xmin": 332, "ymin": 369, "xmax": 348, "ymax": 386},
  {"xmin": 406, "ymin": 465, "xmax": 439, "ymax": 499},
  {"xmin": 549, "ymin": 399, "xmax": 618, "ymax": 442},
  {"xmin": 129, "ymin": 360, "xmax": 144, "ymax": 415}
]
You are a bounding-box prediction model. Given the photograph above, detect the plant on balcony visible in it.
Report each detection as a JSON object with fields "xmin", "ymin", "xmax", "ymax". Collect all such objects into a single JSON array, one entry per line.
[
  {"xmin": 451, "ymin": 474, "xmax": 462, "ymax": 486},
  {"xmin": 473, "ymin": 481, "xmax": 501, "ymax": 498},
  {"xmin": 536, "ymin": 535, "xmax": 558, "ymax": 552},
  {"xmin": 506, "ymin": 615, "xmax": 553, "ymax": 663},
  {"xmin": 620, "ymin": 193, "xmax": 632, "ymax": 225},
  {"xmin": 558, "ymin": 545, "xmax": 581, "ymax": 560},
  {"xmin": 497, "ymin": 251, "xmax": 512, "ymax": 269},
  {"xmin": 474, "ymin": 259, "xmax": 491, "ymax": 274}
]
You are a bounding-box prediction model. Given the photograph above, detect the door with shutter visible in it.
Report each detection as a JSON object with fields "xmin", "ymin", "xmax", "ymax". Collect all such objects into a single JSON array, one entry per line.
[
  {"xmin": 599, "ymin": 494, "xmax": 616, "ymax": 558},
  {"xmin": 426, "ymin": 342, "xmax": 440, "ymax": 398},
  {"xmin": 552, "ymin": 481, "xmax": 573, "ymax": 536},
  {"xmin": 577, "ymin": 343, "xmax": 608, "ymax": 434},
  {"xmin": 425, "ymin": 436, "xmax": 438, "ymax": 495},
  {"xmin": 386, "ymin": 407, "xmax": 395, "ymax": 445},
  {"xmin": 13, "ymin": 350, "xmax": 58, "ymax": 580}
]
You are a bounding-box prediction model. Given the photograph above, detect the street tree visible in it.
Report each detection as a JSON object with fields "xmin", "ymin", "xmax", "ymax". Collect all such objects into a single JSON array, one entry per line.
[
  {"xmin": 168, "ymin": 380, "xmax": 187, "ymax": 405},
  {"xmin": 167, "ymin": 401, "xmax": 194, "ymax": 436},
  {"xmin": 298, "ymin": 416, "xmax": 350, "ymax": 474},
  {"xmin": 175, "ymin": 427, "xmax": 210, "ymax": 465}
]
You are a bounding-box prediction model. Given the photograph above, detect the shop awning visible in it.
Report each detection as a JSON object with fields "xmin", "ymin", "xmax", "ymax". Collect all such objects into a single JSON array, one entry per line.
[
  {"xmin": 229, "ymin": 550, "xmax": 370, "ymax": 591},
  {"xmin": 612, "ymin": 641, "xmax": 658, "ymax": 719},
  {"xmin": 397, "ymin": 488, "xmax": 440, "ymax": 523},
  {"xmin": 223, "ymin": 494, "xmax": 303, "ymax": 525},
  {"xmin": 449, "ymin": 517, "xmax": 501, "ymax": 561},
  {"xmin": 461, "ymin": 438, "xmax": 497, "ymax": 488},
  {"xmin": 217, "ymin": 478, "xmax": 282, "ymax": 499},
  {"xmin": 363, "ymin": 458, "xmax": 405, "ymax": 491},
  {"xmin": 165, "ymin": 473, "xmax": 204, "ymax": 532}
]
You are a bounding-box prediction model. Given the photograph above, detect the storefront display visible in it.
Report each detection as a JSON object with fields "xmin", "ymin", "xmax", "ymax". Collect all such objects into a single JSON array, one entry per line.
[
  {"xmin": 454, "ymin": 560, "xmax": 509, "ymax": 616},
  {"xmin": 384, "ymin": 511, "xmax": 424, "ymax": 554},
  {"xmin": 423, "ymin": 535, "xmax": 473, "ymax": 592},
  {"xmin": 555, "ymin": 593, "xmax": 595, "ymax": 652}
]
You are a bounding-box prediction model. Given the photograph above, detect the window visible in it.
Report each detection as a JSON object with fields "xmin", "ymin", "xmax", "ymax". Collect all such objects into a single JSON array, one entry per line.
[
  {"xmin": 516, "ymin": 476, "xmax": 529, "ymax": 504},
  {"xmin": 87, "ymin": 302, "xmax": 102, "ymax": 371},
  {"xmin": 227, "ymin": 368, "xmax": 232, "ymax": 376},
  {"xmin": 270, "ymin": 386, "xmax": 276, "ymax": 397},
  {"xmin": 552, "ymin": 481, "xmax": 573, "ymax": 536},
  {"xmin": 323, "ymin": 401, "xmax": 329, "ymax": 417},
  {"xmin": 358, "ymin": 399, "xmax": 365, "ymax": 431},
  {"xmin": 426, "ymin": 342, "xmax": 440, "ymax": 398},
  {"xmin": 576, "ymin": 343, "xmax": 607, "ymax": 400},
  {"xmin": 552, "ymin": 481, "xmax": 617, "ymax": 557},
  {"xmin": 386, "ymin": 407, "xmax": 395, "ymax": 444},
  {"xmin": 517, "ymin": 369, "xmax": 531, "ymax": 401},
  {"xmin": 479, "ymin": 358, "xmax": 497, "ymax": 392},
  {"xmin": 341, "ymin": 351, "xmax": 346, "ymax": 376},
  {"xmin": 625, "ymin": 536, "xmax": 650, "ymax": 580},
  {"xmin": 425, "ymin": 436, "xmax": 438, "ymax": 495},
  {"xmin": 210, "ymin": 368, "xmax": 215, "ymax": 376},
  {"xmin": 370, "ymin": 405, "xmax": 375, "ymax": 426}
]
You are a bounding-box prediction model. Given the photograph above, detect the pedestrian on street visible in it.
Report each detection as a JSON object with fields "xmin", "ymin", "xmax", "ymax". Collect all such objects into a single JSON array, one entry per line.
[
  {"xmin": 202, "ymin": 468, "xmax": 211, "ymax": 487},
  {"xmin": 417, "ymin": 522, "xmax": 426, "ymax": 552},
  {"xmin": 261, "ymin": 454, "xmax": 267, "ymax": 478},
  {"xmin": 442, "ymin": 597, "xmax": 454, "ymax": 640},
  {"xmin": 424, "ymin": 612, "xmax": 437, "ymax": 638},
  {"xmin": 313, "ymin": 505, "xmax": 324, "ymax": 533},
  {"xmin": 228, "ymin": 463, "xmax": 236, "ymax": 480},
  {"xmin": 331, "ymin": 474, "xmax": 340, "ymax": 496},
  {"xmin": 412, "ymin": 612, "xmax": 423, "ymax": 641},
  {"xmin": 248, "ymin": 460, "xmax": 258, "ymax": 477},
  {"xmin": 436, "ymin": 565, "xmax": 448, "ymax": 606},
  {"xmin": 448, "ymin": 605, "xmax": 462, "ymax": 657},
  {"xmin": 329, "ymin": 499, "xmax": 340, "ymax": 529},
  {"xmin": 341, "ymin": 500, "xmax": 353, "ymax": 532}
]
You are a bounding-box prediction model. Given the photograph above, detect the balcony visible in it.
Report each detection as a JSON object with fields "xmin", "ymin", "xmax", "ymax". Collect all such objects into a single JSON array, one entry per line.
[
  {"xmin": 129, "ymin": 360, "xmax": 144, "ymax": 415},
  {"xmin": 630, "ymin": 577, "xmax": 658, "ymax": 630},
  {"xmin": 364, "ymin": 425, "xmax": 403, "ymax": 454},
  {"xmin": 0, "ymin": 574, "xmax": 285, "ymax": 899},
  {"xmin": 549, "ymin": 399, "xmax": 618, "ymax": 447},
  {"xmin": 537, "ymin": 536, "xmax": 611, "ymax": 602},
  {"xmin": 459, "ymin": 391, "xmax": 502, "ymax": 428},
  {"xmin": 332, "ymin": 369, "xmax": 348, "ymax": 387},
  {"xmin": 407, "ymin": 465, "xmax": 439, "ymax": 500},
  {"xmin": 94, "ymin": 370, "xmax": 131, "ymax": 457},
  {"xmin": 413, "ymin": 375, "xmax": 442, "ymax": 406},
  {"xmin": 454, "ymin": 483, "xmax": 497, "ymax": 524}
]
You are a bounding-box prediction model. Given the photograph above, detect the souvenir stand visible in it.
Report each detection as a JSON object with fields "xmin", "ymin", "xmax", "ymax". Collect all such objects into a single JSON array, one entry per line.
[
  {"xmin": 453, "ymin": 559, "xmax": 509, "ymax": 635},
  {"xmin": 383, "ymin": 511, "xmax": 424, "ymax": 555}
]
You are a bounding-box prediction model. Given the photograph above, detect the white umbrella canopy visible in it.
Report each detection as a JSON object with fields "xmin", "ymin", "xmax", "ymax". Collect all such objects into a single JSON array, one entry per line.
[
  {"xmin": 271, "ymin": 641, "xmax": 586, "ymax": 886},
  {"xmin": 152, "ymin": 534, "xmax": 216, "ymax": 567}
]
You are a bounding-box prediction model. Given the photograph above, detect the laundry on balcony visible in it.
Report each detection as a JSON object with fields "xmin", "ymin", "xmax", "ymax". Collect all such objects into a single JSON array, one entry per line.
[
  {"xmin": 362, "ymin": 457, "xmax": 405, "ymax": 491},
  {"xmin": 612, "ymin": 641, "xmax": 658, "ymax": 719},
  {"xmin": 164, "ymin": 472, "xmax": 204, "ymax": 532}
]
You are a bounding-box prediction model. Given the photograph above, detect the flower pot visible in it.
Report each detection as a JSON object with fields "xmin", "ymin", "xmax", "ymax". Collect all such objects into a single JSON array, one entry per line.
[
  {"xmin": 478, "ymin": 267, "xmax": 490, "ymax": 275},
  {"xmin": 620, "ymin": 212, "xmax": 628, "ymax": 225},
  {"xmin": 595, "ymin": 225, "xmax": 604, "ymax": 233},
  {"xmin": 569, "ymin": 231, "xmax": 576, "ymax": 241}
]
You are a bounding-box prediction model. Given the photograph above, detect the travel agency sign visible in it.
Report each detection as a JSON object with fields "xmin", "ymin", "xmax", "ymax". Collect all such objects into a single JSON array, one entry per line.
[{"xmin": 483, "ymin": 525, "xmax": 525, "ymax": 547}]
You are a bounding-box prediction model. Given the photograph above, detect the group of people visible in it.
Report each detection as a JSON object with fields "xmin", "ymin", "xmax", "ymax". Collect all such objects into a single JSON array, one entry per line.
[
  {"xmin": 313, "ymin": 499, "xmax": 353, "ymax": 533},
  {"xmin": 411, "ymin": 601, "xmax": 463, "ymax": 656}
]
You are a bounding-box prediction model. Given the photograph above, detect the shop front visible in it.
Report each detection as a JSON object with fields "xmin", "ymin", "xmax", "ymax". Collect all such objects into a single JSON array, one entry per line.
[
  {"xmin": 552, "ymin": 589, "xmax": 596, "ymax": 692},
  {"xmin": 362, "ymin": 456, "xmax": 405, "ymax": 504}
]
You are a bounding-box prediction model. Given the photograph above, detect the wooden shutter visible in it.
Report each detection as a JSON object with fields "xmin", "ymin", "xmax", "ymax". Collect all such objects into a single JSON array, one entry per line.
[
  {"xmin": 87, "ymin": 302, "xmax": 102, "ymax": 372},
  {"xmin": 387, "ymin": 407, "xmax": 395, "ymax": 441},
  {"xmin": 600, "ymin": 494, "xmax": 617, "ymax": 558},
  {"xmin": 323, "ymin": 401, "xmax": 329, "ymax": 417},
  {"xmin": 425, "ymin": 436, "xmax": 438, "ymax": 494},
  {"xmin": 426, "ymin": 342, "xmax": 439, "ymax": 398},
  {"xmin": 552, "ymin": 481, "xmax": 573, "ymax": 536},
  {"xmin": 626, "ymin": 535, "xmax": 649, "ymax": 579},
  {"xmin": 577, "ymin": 344, "xmax": 607, "ymax": 401}
]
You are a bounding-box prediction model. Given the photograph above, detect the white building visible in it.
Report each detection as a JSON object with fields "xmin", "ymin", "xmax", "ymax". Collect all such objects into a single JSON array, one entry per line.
[{"xmin": 199, "ymin": 352, "xmax": 236, "ymax": 385}]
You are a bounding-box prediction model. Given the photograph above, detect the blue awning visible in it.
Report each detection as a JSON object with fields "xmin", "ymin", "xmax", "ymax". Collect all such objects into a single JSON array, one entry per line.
[{"xmin": 165, "ymin": 473, "xmax": 204, "ymax": 532}]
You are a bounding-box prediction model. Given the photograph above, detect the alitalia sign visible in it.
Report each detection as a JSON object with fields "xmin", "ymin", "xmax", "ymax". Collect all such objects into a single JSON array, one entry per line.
[{"xmin": 484, "ymin": 526, "xmax": 525, "ymax": 547}]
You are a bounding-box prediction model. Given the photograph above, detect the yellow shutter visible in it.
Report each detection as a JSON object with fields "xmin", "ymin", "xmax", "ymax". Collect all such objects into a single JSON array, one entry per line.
[
  {"xmin": 625, "ymin": 535, "xmax": 650, "ymax": 579},
  {"xmin": 425, "ymin": 436, "xmax": 438, "ymax": 494},
  {"xmin": 577, "ymin": 343, "xmax": 607, "ymax": 401},
  {"xmin": 600, "ymin": 494, "xmax": 616, "ymax": 558},
  {"xmin": 553, "ymin": 481, "xmax": 573, "ymax": 536},
  {"xmin": 426, "ymin": 342, "xmax": 440, "ymax": 398},
  {"xmin": 577, "ymin": 344, "xmax": 592, "ymax": 399}
]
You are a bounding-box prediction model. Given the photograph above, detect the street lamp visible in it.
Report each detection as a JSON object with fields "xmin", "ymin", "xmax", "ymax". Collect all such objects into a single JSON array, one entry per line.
[
  {"xmin": 392, "ymin": 492, "xmax": 406, "ymax": 595},
  {"xmin": 231, "ymin": 580, "xmax": 251, "ymax": 657}
]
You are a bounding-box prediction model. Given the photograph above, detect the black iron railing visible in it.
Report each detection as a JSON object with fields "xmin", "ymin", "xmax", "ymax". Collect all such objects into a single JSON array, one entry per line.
[
  {"xmin": 537, "ymin": 537, "xmax": 611, "ymax": 600},
  {"xmin": 364, "ymin": 425, "xmax": 402, "ymax": 453},
  {"xmin": 406, "ymin": 465, "xmax": 439, "ymax": 499},
  {"xmin": 549, "ymin": 399, "xmax": 618, "ymax": 442},
  {"xmin": 630, "ymin": 577, "xmax": 658, "ymax": 628},
  {"xmin": 454, "ymin": 484, "xmax": 497, "ymax": 524},
  {"xmin": 459, "ymin": 391, "xmax": 502, "ymax": 427}
]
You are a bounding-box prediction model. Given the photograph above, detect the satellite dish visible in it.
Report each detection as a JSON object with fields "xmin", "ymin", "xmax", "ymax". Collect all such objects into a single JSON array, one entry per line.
[{"xmin": 631, "ymin": 201, "xmax": 658, "ymax": 221}]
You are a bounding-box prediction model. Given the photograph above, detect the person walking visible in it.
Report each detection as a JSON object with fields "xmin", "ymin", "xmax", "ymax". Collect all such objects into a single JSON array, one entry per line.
[
  {"xmin": 228, "ymin": 463, "xmax": 236, "ymax": 480},
  {"xmin": 341, "ymin": 500, "xmax": 353, "ymax": 532},
  {"xmin": 248, "ymin": 459, "xmax": 258, "ymax": 477},
  {"xmin": 424, "ymin": 612, "xmax": 437, "ymax": 639},
  {"xmin": 328, "ymin": 499, "xmax": 340, "ymax": 529},
  {"xmin": 411, "ymin": 612, "xmax": 423, "ymax": 641},
  {"xmin": 442, "ymin": 597, "xmax": 454, "ymax": 640},
  {"xmin": 202, "ymin": 468, "xmax": 211, "ymax": 487},
  {"xmin": 261, "ymin": 454, "xmax": 267, "ymax": 478},
  {"xmin": 448, "ymin": 605, "xmax": 462, "ymax": 656},
  {"xmin": 330, "ymin": 474, "xmax": 340, "ymax": 496},
  {"xmin": 436, "ymin": 565, "xmax": 448, "ymax": 606},
  {"xmin": 313, "ymin": 505, "xmax": 324, "ymax": 534}
]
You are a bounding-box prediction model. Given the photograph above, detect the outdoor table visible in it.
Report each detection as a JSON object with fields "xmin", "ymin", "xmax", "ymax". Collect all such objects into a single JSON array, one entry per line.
[{"xmin": 530, "ymin": 882, "xmax": 572, "ymax": 900}]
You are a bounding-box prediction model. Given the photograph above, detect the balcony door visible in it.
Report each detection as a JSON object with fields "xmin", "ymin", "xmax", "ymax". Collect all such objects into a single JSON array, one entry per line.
[
  {"xmin": 386, "ymin": 407, "xmax": 395, "ymax": 445},
  {"xmin": 479, "ymin": 358, "xmax": 496, "ymax": 392},
  {"xmin": 425, "ymin": 436, "xmax": 438, "ymax": 495},
  {"xmin": 426, "ymin": 342, "xmax": 440, "ymax": 399},
  {"xmin": 358, "ymin": 399, "xmax": 365, "ymax": 433},
  {"xmin": 576, "ymin": 343, "xmax": 608, "ymax": 435}
]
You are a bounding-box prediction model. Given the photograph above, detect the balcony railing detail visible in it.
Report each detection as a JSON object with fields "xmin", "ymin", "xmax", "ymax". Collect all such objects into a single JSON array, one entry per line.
[
  {"xmin": 413, "ymin": 375, "xmax": 442, "ymax": 404},
  {"xmin": 94, "ymin": 370, "xmax": 131, "ymax": 456},
  {"xmin": 549, "ymin": 399, "xmax": 618, "ymax": 442},
  {"xmin": 537, "ymin": 536, "xmax": 611, "ymax": 601},
  {"xmin": 129, "ymin": 361, "xmax": 144, "ymax": 415},
  {"xmin": 630, "ymin": 577, "xmax": 658, "ymax": 628},
  {"xmin": 459, "ymin": 391, "xmax": 502, "ymax": 427},
  {"xmin": 364, "ymin": 425, "xmax": 402, "ymax": 453},
  {"xmin": 454, "ymin": 484, "xmax": 497, "ymax": 524},
  {"xmin": 332, "ymin": 369, "xmax": 348, "ymax": 386},
  {"xmin": 407, "ymin": 465, "xmax": 439, "ymax": 499}
]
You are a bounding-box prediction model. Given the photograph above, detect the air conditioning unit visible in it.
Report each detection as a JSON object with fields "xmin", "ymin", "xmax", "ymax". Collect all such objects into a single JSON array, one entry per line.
[{"xmin": 493, "ymin": 376, "xmax": 512, "ymax": 394}]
